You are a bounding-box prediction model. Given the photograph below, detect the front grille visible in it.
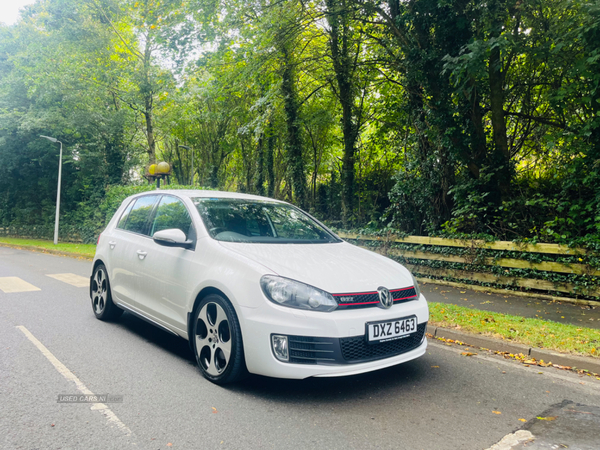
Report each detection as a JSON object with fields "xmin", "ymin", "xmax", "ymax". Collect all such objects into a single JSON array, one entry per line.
[
  {"xmin": 288, "ymin": 336, "xmax": 337, "ymax": 364},
  {"xmin": 333, "ymin": 286, "xmax": 418, "ymax": 310},
  {"xmin": 280, "ymin": 321, "xmax": 426, "ymax": 365},
  {"xmin": 340, "ymin": 322, "xmax": 427, "ymax": 363}
]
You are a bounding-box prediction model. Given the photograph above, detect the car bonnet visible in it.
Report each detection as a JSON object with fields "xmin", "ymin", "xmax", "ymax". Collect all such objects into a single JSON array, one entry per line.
[{"xmin": 218, "ymin": 240, "xmax": 414, "ymax": 294}]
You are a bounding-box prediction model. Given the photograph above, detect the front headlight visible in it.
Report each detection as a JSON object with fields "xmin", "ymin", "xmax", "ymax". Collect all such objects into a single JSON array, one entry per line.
[
  {"xmin": 411, "ymin": 273, "xmax": 421, "ymax": 299},
  {"xmin": 260, "ymin": 275, "xmax": 338, "ymax": 312}
]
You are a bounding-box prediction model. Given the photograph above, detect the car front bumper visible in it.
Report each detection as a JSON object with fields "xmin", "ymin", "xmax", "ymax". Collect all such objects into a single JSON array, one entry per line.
[{"xmin": 240, "ymin": 294, "xmax": 429, "ymax": 379}]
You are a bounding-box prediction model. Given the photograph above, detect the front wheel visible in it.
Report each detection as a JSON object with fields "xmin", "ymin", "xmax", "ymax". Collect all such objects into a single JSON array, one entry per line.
[
  {"xmin": 90, "ymin": 264, "xmax": 123, "ymax": 321},
  {"xmin": 192, "ymin": 294, "xmax": 247, "ymax": 384}
]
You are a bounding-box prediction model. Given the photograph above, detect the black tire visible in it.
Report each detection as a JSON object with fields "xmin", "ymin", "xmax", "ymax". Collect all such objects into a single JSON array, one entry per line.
[
  {"xmin": 90, "ymin": 264, "xmax": 123, "ymax": 321},
  {"xmin": 192, "ymin": 294, "xmax": 247, "ymax": 384}
]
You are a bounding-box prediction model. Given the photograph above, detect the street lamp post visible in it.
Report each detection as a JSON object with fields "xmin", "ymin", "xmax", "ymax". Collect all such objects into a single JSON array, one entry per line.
[
  {"xmin": 40, "ymin": 135, "xmax": 63, "ymax": 245},
  {"xmin": 179, "ymin": 145, "xmax": 193, "ymax": 186}
]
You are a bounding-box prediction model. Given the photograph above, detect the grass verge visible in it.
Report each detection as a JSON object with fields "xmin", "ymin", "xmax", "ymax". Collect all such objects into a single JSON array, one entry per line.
[
  {"xmin": 0, "ymin": 237, "xmax": 96, "ymax": 258},
  {"xmin": 429, "ymin": 302, "xmax": 599, "ymax": 358}
]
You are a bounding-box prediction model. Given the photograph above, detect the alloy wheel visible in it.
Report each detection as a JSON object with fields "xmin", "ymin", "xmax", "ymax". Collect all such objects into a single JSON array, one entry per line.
[
  {"xmin": 91, "ymin": 267, "xmax": 107, "ymax": 315},
  {"xmin": 195, "ymin": 302, "xmax": 232, "ymax": 376}
]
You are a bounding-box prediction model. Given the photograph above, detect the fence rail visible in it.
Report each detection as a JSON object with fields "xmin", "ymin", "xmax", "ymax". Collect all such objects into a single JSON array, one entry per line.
[
  {"xmin": 339, "ymin": 232, "xmax": 586, "ymax": 255},
  {"xmin": 337, "ymin": 232, "xmax": 598, "ymax": 301}
]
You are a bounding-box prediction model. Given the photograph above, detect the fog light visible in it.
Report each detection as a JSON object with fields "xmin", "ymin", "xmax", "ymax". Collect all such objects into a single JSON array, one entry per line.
[{"xmin": 271, "ymin": 335, "xmax": 289, "ymax": 362}]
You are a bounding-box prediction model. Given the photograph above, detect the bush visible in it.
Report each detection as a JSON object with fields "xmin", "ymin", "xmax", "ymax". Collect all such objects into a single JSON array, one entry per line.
[{"xmin": 1, "ymin": 183, "xmax": 208, "ymax": 244}]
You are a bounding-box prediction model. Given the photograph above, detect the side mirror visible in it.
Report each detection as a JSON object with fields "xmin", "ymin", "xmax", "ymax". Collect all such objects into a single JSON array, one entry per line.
[{"xmin": 153, "ymin": 229, "xmax": 194, "ymax": 249}]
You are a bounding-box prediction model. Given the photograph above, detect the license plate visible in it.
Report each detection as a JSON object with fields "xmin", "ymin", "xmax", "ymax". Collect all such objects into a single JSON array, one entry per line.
[{"xmin": 366, "ymin": 316, "xmax": 417, "ymax": 343}]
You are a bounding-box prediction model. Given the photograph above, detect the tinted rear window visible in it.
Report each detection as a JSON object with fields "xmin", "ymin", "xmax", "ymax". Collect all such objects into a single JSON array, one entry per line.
[{"xmin": 119, "ymin": 195, "xmax": 158, "ymax": 235}]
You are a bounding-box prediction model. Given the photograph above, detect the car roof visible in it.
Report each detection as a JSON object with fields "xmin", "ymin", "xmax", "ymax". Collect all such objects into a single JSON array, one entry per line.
[{"xmin": 131, "ymin": 189, "xmax": 287, "ymax": 203}]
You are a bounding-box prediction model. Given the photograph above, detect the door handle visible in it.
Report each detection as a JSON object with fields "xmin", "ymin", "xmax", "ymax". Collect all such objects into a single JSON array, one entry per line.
[
  {"xmin": 136, "ymin": 250, "xmax": 148, "ymax": 260},
  {"xmin": 108, "ymin": 241, "xmax": 116, "ymax": 249}
]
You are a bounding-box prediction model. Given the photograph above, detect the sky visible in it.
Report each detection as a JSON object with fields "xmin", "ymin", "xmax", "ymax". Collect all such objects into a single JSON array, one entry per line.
[{"xmin": 0, "ymin": 0, "xmax": 37, "ymax": 25}]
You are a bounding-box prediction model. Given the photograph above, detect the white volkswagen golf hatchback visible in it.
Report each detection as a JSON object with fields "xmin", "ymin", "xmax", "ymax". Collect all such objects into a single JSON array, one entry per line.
[{"xmin": 91, "ymin": 190, "xmax": 429, "ymax": 384}]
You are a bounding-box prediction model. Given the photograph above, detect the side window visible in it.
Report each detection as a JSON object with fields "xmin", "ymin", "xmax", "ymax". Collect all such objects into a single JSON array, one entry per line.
[
  {"xmin": 150, "ymin": 196, "xmax": 193, "ymax": 238},
  {"xmin": 122, "ymin": 195, "xmax": 159, "ymax": 235},
  {"xmin": 117, "ymin": 199, "xmax": 135, "ymax": 229}
]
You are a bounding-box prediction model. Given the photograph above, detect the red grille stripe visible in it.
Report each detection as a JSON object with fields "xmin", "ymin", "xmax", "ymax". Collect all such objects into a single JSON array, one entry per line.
[
  {"xmin": 338, "ymin": 295, "xmax": 417, "ymax": 306},
  {"xmin": 333, "ymin": 291, "xmax": 377, "ymax": 297},
  {"xmin": 390, "ymin": 287, "xmax": 414, "ymax": 292},
  {"xmin": 333, "ymin": 286, "xmax": 414, "ymax": 297}
]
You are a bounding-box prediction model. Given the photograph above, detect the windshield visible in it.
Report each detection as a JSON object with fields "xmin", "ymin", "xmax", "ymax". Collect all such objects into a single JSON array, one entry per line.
[{"xmin": 192, "ymin": 198, "xmax": 340, "ymax": 244}]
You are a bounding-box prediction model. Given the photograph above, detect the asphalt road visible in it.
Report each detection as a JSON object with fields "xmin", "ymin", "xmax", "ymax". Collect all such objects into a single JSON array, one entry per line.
[{"xmin": 1, "ymin": 247, "xmax": 599, "ymax": 450}]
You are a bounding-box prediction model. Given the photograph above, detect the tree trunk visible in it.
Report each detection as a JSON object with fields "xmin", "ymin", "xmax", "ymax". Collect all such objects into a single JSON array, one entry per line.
[
  {"xmin": 280, "ymin": 47, "xmax": 307, "ymax": 207},
  {"xmin": 142, "ymin": 39, "xmax": 156, "ymax": 164},
  {"xmin": 266, "ymin": 124, "xmax": 275, "ymax": 198},
  {"xmin": 325, "ymin": 0, "xmax": 358, "ymax": 225},
  {"xmin": 254, "ymin": 133, "xmax": 265, "ymax": 196},
  {"xmin": 144, "ymin": 103, "xmax": 156, "ymax": 164},
  {"xmin": 488, "ymin": 2, "xmax": 511, "ymax": 200}
]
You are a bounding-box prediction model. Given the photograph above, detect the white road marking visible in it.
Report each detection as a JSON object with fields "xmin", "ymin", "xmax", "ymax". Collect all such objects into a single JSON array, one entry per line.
[
  {"xmin": 16, "ymin": 325, "xmax": 132, "ymax": 437},
  {"xmin": 0, "ymin": 277, "xmax": 41, "ymax": 293},
  {"xmin": 486, "ymin": 430, "xmax": 535, "ymax": 450},
  {"xmin": 46, "ymin": 273, "xmax": 89, "ymax": 288}
]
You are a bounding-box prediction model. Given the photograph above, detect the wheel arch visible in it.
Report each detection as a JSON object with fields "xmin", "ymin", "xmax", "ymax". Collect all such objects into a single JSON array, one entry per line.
[
  {"xmin": 187, "ymin": 286, "xmax": 231, "ymax": 348},
  {"xmin": 90, "ymin": 259, "xmax": 106, "ymax": 299}
]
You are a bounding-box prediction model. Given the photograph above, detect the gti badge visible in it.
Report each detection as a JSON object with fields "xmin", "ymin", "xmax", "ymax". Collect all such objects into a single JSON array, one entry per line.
[{"xmin": 377, "ymin": 286, "xmax": 392, "ymax": 309}]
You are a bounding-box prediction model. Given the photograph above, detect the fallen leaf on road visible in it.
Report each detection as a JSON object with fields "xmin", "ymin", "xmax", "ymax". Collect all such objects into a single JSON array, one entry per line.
[
  {"xmin": 212, "ymin": 407, "xmax": 218, "ymax": 413},
  {"xmin": 518, "ymin": 418, "xmax": 527, "ymax": 422},
  {"xmin": 492, "ymin": 411, "xmax": 502, "ymax": 415},
  {"xmin": 51, "ymin": 424, "xmax": 55, "ymax": 427},
  {"xmin": 461, "ymin": 352, "xmax": 476, "ymax": 356},
  {"xmin": 431, "ymin": 366, "xmax": 439, "ymax": 368},
  {"xmin": 536, "ymin": 416, "xmax": 557, "ymax": 421},
  {"xmin": 167, "ymin": 444, "xmax": 173, "ymax": 447}
]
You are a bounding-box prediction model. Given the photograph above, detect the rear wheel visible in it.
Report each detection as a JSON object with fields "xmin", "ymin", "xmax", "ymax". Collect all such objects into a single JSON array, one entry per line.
[
  {"xmin": 192, "ymin": 294, "xmax": 247, "ymax": 384},
  {"xmin": 90, "ymin": 264, "xmax": 123, "ymax": 321}
]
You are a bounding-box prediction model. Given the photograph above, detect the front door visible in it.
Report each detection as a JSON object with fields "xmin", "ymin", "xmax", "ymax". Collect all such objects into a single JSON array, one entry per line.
[{"xmin": 135, "ymin": 195, "xmax": 195, "ymax": 332}]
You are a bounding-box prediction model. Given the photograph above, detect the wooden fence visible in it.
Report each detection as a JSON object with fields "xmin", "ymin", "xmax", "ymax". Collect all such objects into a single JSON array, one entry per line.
[{"xmin": 337, "ymin": 232, "xmax": 599, "ymax": 301}]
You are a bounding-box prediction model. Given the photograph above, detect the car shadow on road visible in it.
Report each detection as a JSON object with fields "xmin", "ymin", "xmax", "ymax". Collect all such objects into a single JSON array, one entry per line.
[
  {"xmin": 115, "ymin": 311, "xmax": 430, "ymax": 401},
  {"xmin": 116, "ymin": 312, "xmax": 196, "ymax": 364},
  {"xmin": 229, "ymin": 359, "xmax": 429, "ymax": 403}
]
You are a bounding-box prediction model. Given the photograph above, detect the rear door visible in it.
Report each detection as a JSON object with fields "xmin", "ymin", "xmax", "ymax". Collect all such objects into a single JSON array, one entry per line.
[{"xmin": 109, "ymin": 194, "xmax": 160, "ymax": 308}]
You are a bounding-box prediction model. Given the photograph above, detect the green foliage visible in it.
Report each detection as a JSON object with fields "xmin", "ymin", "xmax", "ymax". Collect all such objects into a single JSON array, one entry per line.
[{"xmin": 1, "ymin": 0, "xmax": 600, "ymax": 247}]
